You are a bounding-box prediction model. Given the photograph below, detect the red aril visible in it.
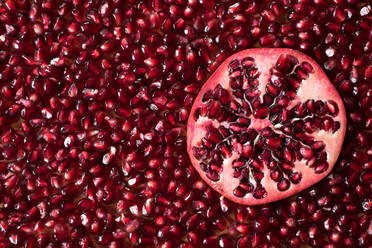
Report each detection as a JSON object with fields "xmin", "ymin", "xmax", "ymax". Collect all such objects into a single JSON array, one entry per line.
[{"xmin": 187, "ymin": 48, "xmax": 347, "ymax": 205}]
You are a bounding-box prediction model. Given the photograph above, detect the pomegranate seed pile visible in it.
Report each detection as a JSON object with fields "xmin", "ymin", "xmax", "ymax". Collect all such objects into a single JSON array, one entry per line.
[{"xmin": 0, "ymin": 0, "xmax": 371, "ymax": 247}]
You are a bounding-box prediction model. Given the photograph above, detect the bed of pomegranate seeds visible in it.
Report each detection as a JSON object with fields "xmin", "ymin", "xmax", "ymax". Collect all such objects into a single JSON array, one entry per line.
[{"xmin": 0, "ymin": 0, "xmax": 370, "ymax": 247}]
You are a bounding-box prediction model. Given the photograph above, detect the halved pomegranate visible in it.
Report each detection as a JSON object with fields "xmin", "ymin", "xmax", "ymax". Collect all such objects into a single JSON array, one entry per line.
[{"xmin": 187, "ymin": 48, "xmax": 347, "ymax": 205}]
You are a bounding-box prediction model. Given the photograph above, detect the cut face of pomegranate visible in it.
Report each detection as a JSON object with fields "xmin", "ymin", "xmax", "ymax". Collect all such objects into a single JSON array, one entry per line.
[{"xmin": 187, "ymin": 48, "xmax": 347, "ymax": 205}]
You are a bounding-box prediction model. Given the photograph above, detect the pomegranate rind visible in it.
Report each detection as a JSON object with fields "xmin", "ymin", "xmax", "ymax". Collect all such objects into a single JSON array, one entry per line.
[{"xmin": 187, "ymin": 48, "xmax": 347, "ymax": 205}]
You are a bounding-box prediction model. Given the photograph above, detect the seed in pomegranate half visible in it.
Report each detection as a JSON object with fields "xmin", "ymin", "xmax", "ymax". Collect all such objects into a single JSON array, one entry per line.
[{"xmin": 187, "ymin": 48, "xmax": 346, "ymax": 205}]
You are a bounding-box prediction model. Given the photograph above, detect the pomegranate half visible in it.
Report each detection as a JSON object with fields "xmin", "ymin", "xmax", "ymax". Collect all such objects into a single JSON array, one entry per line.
[{"xmin": 187, "ymin": 48, "xmax": 347, "ymax": 205}]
